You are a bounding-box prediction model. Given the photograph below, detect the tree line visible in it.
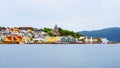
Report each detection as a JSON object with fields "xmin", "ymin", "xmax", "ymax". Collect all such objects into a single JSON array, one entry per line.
[{"xmin": 40, "ymin": 27, "xmax": 83, "ymax": 38}]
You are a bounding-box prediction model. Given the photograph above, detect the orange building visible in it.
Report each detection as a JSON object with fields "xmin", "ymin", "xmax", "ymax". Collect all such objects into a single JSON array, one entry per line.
[{"xmin": 4, "ymin": 36, "xmax": 23, "ymax": 43}]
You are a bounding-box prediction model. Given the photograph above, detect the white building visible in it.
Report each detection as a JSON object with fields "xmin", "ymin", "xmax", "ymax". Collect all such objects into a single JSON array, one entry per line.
[
  {"xmin": 101, "ymin": 38, "xmax": 109, "ymax": 44},
  {"xmin": 60, "ymin": 36, "xmax": 76, "ymax": 43}
]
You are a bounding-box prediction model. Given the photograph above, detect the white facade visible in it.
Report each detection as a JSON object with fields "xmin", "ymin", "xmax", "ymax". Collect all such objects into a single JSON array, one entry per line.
[{"xmin": 101, "ymin": 38, "xmax": 109, "ymax": 44}]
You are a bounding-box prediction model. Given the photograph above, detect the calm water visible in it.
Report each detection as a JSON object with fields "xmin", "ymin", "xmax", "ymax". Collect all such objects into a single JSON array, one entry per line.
[{"xmin": 0, "ymin": 44, "xmax": 120, "ymax": 68}]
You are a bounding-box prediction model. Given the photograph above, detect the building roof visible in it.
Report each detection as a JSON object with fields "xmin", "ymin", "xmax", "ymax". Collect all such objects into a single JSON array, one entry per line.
[{"xmin": 52, "ymin": 25, "xmax": 60, "ymax": 36}]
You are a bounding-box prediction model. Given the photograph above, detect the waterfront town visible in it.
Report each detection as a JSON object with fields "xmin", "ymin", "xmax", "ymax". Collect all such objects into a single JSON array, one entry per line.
[{"xmin": 0, "ymin": 25, "xmax": 109, "ymax": 44}]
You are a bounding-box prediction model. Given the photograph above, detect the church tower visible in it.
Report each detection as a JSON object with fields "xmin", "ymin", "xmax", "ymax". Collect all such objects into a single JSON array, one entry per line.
[{"xmin": 52, "ymin": 25, "xmax": 60, "ymax": 36}]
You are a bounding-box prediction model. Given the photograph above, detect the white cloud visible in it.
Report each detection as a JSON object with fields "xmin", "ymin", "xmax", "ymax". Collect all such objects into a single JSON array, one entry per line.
[{"xmin": 0, "ymin": 0, "xmax": 120, "ymax": 31}]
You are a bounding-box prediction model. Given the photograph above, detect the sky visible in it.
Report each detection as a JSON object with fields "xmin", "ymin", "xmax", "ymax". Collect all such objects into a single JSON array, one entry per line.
[{"xmin": 0, "ymin": 0, "xmax": 120, "ymax": 31}]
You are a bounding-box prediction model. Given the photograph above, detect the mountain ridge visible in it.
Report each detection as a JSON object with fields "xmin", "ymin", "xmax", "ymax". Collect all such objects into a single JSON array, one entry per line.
[{"xmin": 78, "ymin": 27, "xmax": 120, "ymax": 42}]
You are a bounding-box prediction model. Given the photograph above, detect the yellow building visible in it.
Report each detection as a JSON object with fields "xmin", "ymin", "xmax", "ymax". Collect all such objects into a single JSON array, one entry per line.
[
  {"xmin": 13, "ymin": 28, "xmax": 19, "ymax": 34},
  {"xmin": 27, "ymin": 29, "xmax": 33, "ymax": 33},
  {"xmin": 44, "ymin": 37, "xmax": 59, "ymax": 43},
  {"xmin": 20, "ymin": 36, "xmax": 31, "ymax": 44}
]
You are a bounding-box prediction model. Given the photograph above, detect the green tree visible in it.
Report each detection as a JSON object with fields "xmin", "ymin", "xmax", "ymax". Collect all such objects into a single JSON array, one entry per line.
[
  {"xmin": 48, "ymin": 32, "xmax": 53, "ymax": 36},
  {"xmin": 40, "ymin": 28, "xmax": 53, "ymax": 36},
  {"xmin": 58, "ymin": 28, "xmax": 82, "ymax": 38},
  {"xmin": 0, "ymin": 27, "xmax": 3, "ymax": 31},
  {"xmin": 40, "ymin": 27, "xmax": 83, "ymax": 38}
]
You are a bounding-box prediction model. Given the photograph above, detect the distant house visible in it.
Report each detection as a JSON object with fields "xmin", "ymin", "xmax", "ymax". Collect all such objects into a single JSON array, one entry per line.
[
  {"xmin": 33, "ymin": 29, "xmax": 41, "ymax": 38},
  {"xmin": 34, "ymin": 29, "xmax": 40, "ymax": 33},
  {"xmin": 18, "ymin": 27, "xmax": 34, "ymax": 31},
  {"xmin": 1, "ymin": 27, "xmax": 6, "ymax": 31},
  {"xmin": 60, "ymin": 36, "xmax": 76, "ymax": 43},
  {"xmin": 33, "ymin": 37, "xmax": 44, "ymax": 43},
  {"xmin": 101, "ymin": 38, "xmax": 109, "ymax": 44},
  {"xmin": 84, "ymin": 37, "xmax": 102, "ymax": 44},
  {"xmin": 21, "ymin": 36, "xmax": 32, "ymax": 44},
  {"xmin": 77, "ymin": 36, "xmax": 86, "ymax": 44},
  {"xmin": 51, "ymin": 25, "xmax": 60, "ymax": 36},
  {"xmin": 12, "ymin": 28, "xmax": 19, "ymax": 35},
  {"xmin": 4, "ymin": 35, "xmax": 23, "ymax": 43},
  {"xmin": 44, "ymin": 37, "xmax": 59, "ymax": 43},
  {"xmin": 0, "ymin": 34, "xmax": 5, "ymax": 42}
]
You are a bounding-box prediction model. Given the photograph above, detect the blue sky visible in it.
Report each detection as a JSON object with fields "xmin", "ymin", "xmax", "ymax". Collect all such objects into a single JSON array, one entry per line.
[{"xmin": 0, "ymin": 0, "xmax": 120, "ymax": 31}]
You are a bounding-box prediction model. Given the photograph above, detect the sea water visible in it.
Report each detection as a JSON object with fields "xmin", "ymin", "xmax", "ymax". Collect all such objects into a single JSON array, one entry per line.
[{"xmin": 0, "ymin": 44, "xmax": 120, "ymax": 68}]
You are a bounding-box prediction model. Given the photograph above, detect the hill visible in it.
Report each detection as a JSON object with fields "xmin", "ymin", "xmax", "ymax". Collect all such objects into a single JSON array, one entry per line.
[
  {"xmin": 78, "ymin": 27, "xmax": 120, "ymax": 42},
  {"xmin": 40, "ymin": 27, "xmax": 82, "ymax": 38}
]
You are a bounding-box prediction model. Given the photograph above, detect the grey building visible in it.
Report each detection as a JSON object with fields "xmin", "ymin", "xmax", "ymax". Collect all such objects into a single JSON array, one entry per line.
[{"xmin": 61, "ymin": 36, "xmax": 76, "ymax": 43}]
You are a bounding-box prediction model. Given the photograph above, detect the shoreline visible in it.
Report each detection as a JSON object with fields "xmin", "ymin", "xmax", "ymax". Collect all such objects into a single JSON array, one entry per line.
[{"xmin": 0, "ymin": 43, "xmax": 117, "ymax": 44}]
